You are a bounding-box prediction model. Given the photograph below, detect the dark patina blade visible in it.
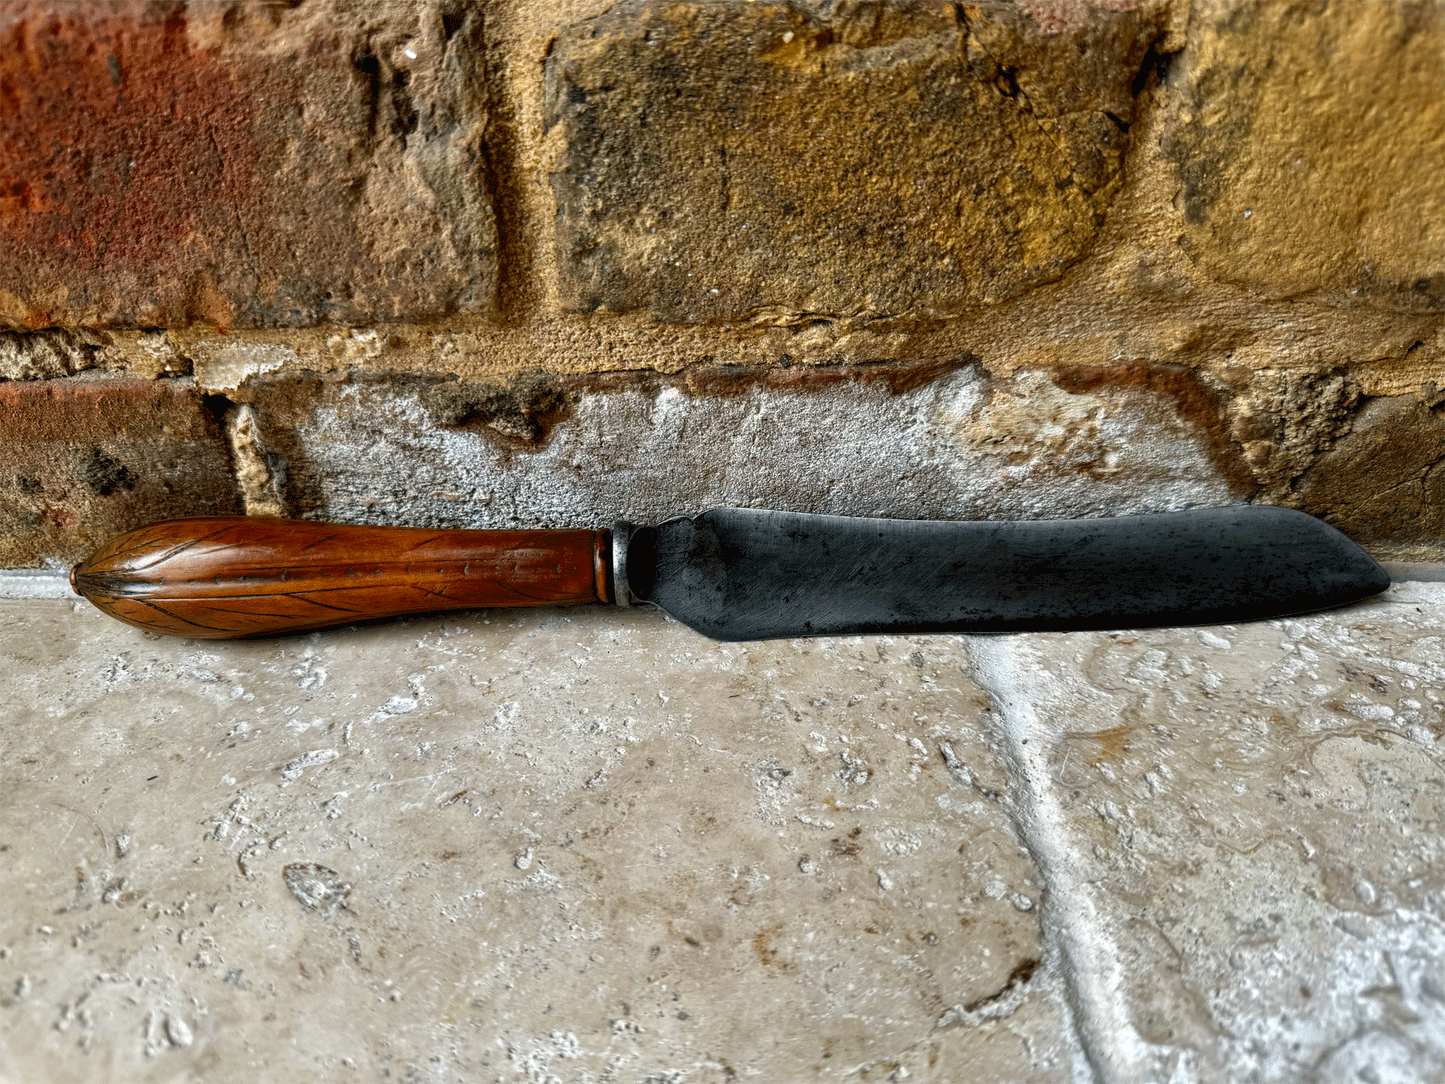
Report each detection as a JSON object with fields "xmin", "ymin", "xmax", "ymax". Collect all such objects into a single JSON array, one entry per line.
[{"xmin": 624, "ymin": 505, "xmax": 1390, "ymax": 642}]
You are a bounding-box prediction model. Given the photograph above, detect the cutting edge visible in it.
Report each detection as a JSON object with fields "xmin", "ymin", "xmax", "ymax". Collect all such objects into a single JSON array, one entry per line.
[{"xmin": 622, "ymin": 504, "xmax": 1392, "ymax": 642}]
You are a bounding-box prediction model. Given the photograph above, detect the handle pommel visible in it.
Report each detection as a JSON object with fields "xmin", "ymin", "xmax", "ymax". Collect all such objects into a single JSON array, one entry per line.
[{"xmin": 72, "ymin": 517, "xmax": 611, "ymax": 639}]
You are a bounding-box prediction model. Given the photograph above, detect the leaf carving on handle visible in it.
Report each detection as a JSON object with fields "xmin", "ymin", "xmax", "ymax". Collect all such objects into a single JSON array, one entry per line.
[{"xmin": 74, "ymin": 517, "xmax": 609, "ymax": 638}]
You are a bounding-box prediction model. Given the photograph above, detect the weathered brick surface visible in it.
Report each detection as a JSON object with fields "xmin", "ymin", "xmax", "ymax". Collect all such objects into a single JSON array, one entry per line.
[
  {"xmin": 230, "ymin": 362, "xmax": 1241, "ymax": 533},
  {"xmin": 0, "ymin": 1, "xmax": 496, "ymax": 329},
  {"xmin": 545, "ymin": 0, "xmax": 1167, "ymax": 323},
  {"xmin": 0, "ymin": 0, "xmax": 1442, "ymax": 568},
  {"xmin": 0, "ymin": 377, "xmax": 238, "ymax": 565},
  {"xmin": 1164, "ymin": 0, "xmax": 1445, "ymax": 312},
  {"xmin": 1296, "ymin": 391, "xmax": 1445, "ymax": 547}
]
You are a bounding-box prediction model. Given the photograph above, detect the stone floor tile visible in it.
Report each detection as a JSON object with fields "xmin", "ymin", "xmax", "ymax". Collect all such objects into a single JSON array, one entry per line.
[
  {"xmin": 969, "ymin": 581, "xmax": 1445, "ymax": 1084},
  {"xmin": 0, "ymin": 602, "xmax": 1075, "ymax": 1083}
]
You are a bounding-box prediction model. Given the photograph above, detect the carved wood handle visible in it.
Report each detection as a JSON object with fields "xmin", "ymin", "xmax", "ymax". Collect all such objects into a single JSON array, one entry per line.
[{"xmin": 71, "ymin": 517, "xmax": 612, "ymax": 639}]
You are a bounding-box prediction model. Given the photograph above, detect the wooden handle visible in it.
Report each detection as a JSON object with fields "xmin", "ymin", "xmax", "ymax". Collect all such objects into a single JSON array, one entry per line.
[{"xmin": 71, "ymin": 517, "xmax": 611, "ymax": 639}]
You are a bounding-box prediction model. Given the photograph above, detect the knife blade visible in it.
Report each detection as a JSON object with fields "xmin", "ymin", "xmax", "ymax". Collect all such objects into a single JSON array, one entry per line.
[{"xmin": 70, "ymin": 505, "xmax": 1388, "ymax": 641}]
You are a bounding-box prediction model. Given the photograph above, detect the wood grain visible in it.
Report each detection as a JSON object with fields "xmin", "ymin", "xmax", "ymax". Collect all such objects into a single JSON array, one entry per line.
[{"xmin": 71, "ymin": 517, "xmax": 611, "ymax": 638}]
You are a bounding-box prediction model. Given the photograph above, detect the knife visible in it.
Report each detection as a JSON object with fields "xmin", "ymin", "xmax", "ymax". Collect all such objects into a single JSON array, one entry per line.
[{"xmin": 69, "ymin": 505, "xmax": 1388, "ymax": 641}]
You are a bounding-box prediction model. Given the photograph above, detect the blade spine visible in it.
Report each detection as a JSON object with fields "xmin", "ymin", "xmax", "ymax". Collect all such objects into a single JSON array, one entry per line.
[{"xmin": 643, "ymin": 504, "xmax": 1388, "ymax": 641}]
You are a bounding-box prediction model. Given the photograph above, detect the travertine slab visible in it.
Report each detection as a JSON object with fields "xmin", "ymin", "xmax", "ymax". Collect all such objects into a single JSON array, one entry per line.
[
  {"xmin": 0, "ymin": 601, "xmax": 1071, "ymax": 1082},
  {"xmin": 970, "ymin": 581, "xmax": 1445, "ymax": 1083}
]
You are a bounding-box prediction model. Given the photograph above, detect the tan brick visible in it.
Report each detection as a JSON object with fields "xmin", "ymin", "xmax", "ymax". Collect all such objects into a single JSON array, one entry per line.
[
  {"xmin": 545, "ymin": 0, "xmax": 1166, "ymax": 323},
  {"xmin": 0, "ymin": 1, "xmax": 495, "ymax": 329},
  {"xmin": 1164, "ymin": 0, "xmax": 1445, "ymax": 312},
  {"xmin": 0, "ymin": 377, "xmax": 238, "ymax": 565}
]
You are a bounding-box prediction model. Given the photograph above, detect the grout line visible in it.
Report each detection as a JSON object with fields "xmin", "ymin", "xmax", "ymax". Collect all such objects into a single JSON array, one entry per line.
[
  {"xmin": 964, "ymin": 635, "xmax": 1151, "ymax": 1084},
  {"xmin": 224, "ymin": 401, "xmax": 288, "ymax": 517}
]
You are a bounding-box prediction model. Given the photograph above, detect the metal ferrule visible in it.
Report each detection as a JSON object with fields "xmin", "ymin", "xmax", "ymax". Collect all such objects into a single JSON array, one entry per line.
[{"xmin": 610, "ymin": 520, "xmax": 635, "ymax": 606}]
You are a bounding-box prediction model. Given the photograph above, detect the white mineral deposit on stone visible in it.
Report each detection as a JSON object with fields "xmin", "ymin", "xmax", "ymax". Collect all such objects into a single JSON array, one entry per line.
[
  {"xmin": 880, "ymin": 829, "xmax": 922, "ymax": 856},
  {"xmin": 1348, "ymin": 700, "xmax": 1396, "ymax": 721},
  {"xmin": 286, "ymin": 367, "xmax": 1234, "ymax": 535},
  {"xmin": 938, "ymin": 741, "xmax": 975, "ymax": 789},
  {"xmin": 282, "ymin": 863, "xmax": 351, "ymax": 915},
  {"xmin": 193, "ymin": 341, "xmax": 297, "ymax": 395},
  {"xmin": 795, "ymin": 813, "xmax": 835, "ymax": 829},
  {"xmin": 279, "ymin": 748, "xmax": 339, "ymax": 781},
  {"xmin": 165, "ymin": 1014, "xmax": 193, "ymax": 1049},
  {"xmin": 0, "ymin": 570, "xmax": 70, "ymax": 599}
]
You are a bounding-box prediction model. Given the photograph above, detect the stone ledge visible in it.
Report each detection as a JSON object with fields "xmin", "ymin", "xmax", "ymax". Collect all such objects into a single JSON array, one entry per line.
[
  {"xmin": 3, "ymin": 578, "xmax": 1440, "ymax": 1079},
  {"xmin": 968, "ymin": 579, "xmax": 1445, "ymax": 1079}
]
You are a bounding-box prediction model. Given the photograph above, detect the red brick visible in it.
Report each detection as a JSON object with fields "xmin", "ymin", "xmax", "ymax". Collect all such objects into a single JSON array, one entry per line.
[
  {"xmin": 0, "ymin": 1, "xmax": 496, "ymax": 329},
  {"xmin": 0, "ymin": 377, "xmax": 238, "ymax": 564}
]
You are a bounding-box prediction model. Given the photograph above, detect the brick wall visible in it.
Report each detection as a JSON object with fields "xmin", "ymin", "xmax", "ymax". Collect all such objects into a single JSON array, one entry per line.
[{"xmin": 1, "ymin": 0, "xmax": 1442, "ymax": 566}]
